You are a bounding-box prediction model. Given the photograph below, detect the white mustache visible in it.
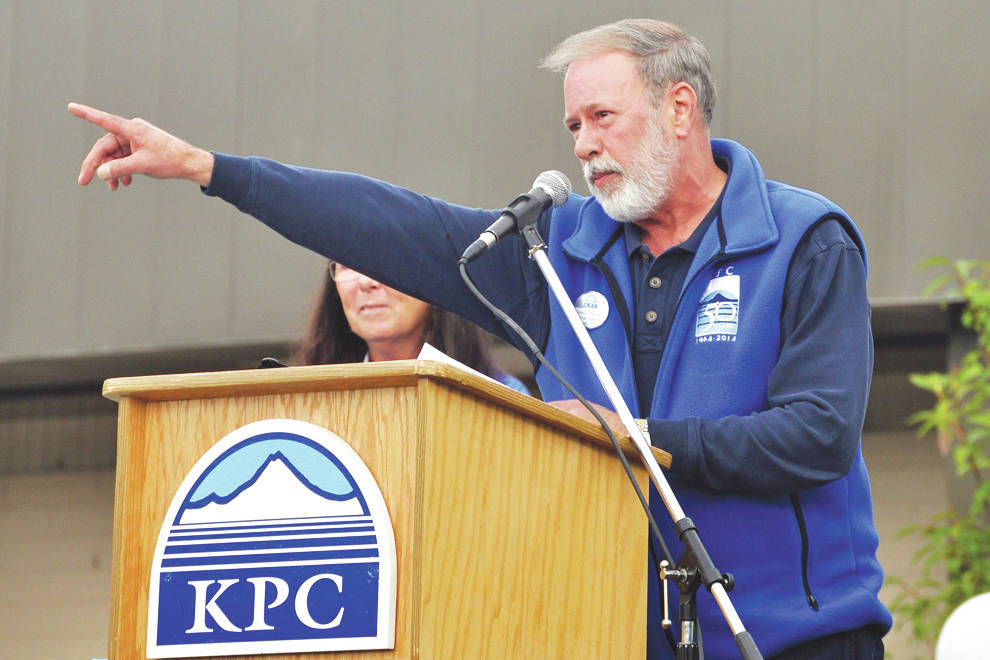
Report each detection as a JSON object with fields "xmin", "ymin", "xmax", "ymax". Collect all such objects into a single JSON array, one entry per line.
[{"xmin": 583, "ymin": 157, "xmax": 625, "ymax": 186}]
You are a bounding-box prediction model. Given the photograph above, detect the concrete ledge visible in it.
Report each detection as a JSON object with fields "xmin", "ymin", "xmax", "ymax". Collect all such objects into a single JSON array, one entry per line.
[
  {"xmin": 0, "ymin": 341, "xmax": 294, "ymax": 395},
  {"xmin": 0, "ymin": 300, "xmax": 966, "ymax": 475}
]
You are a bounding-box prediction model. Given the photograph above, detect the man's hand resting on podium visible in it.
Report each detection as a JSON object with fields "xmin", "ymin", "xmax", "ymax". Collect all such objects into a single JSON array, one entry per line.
[
  {"xmin": 548, "ymin": 400, "xmax": 626, "ymax": 436},
  {"xmin": 68, "ymin": 102, "xmax": 214, "ymax": 190}
]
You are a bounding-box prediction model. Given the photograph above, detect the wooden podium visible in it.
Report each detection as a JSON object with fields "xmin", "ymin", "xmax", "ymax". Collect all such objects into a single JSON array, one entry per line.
[{"xmin": 103, "ymin": 361, "xmax": 671, "ymax": 659}]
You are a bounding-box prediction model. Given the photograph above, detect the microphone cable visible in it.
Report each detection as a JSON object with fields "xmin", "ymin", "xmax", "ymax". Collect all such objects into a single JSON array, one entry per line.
[{"xmin": 458, "ymin": 259, "xmax": 681, "ymax": 647}]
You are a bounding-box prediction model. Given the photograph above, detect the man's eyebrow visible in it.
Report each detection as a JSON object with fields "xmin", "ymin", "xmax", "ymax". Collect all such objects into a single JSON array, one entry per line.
[{"xmin": 563, "ymin": 103, "xmax": 602, "ymax": 127}]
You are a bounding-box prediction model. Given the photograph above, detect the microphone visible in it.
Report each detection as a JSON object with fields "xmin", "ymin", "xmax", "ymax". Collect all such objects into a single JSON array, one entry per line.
[{"xmin": 460, "ymin": 170, "xmax": 571, "ymax": 262}]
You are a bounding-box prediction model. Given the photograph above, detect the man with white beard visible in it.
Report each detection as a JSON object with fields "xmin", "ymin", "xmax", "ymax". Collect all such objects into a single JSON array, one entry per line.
[{"xmin": 70, "ymin": 18, "xmax": 890, "ymax": 660}]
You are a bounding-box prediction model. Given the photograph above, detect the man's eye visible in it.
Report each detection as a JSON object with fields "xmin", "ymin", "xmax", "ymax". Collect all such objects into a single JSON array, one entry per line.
[{"xmin": 567, "ymin": 123, "xmax": 581, "ymax": 133}]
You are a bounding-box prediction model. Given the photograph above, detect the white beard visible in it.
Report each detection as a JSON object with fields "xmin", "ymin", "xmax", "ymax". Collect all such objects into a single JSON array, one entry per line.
[{"xmin": 582, "ymin": 118, "xmax": 677, "ymax": 223}]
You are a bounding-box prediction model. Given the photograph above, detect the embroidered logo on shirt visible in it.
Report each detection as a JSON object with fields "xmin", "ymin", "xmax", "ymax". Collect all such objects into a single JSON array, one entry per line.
[
  {"xmin": 575, "ymin": 291, "xmax": 609, "ymax": 329},
  {"xmin": 695, "ymin": 269, "xmax": 740, "ymax": 343}
]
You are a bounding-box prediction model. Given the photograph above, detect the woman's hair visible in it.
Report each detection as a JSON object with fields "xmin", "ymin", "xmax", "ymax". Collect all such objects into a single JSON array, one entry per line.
[{"xmin": 292, "ymin": 263, "xmax": 506, "ymax": 379}]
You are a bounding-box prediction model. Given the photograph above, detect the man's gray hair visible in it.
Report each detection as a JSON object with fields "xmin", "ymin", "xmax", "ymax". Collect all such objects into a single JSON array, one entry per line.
[{"xmin": 541, "ymin": 19, "xmax": 716, "ymax": 126}]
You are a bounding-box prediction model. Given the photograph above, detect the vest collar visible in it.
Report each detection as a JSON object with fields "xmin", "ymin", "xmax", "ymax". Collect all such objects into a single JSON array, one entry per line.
[{"xmin": 561, "ymin": 138, "xmax": 779, "ymax": 263}]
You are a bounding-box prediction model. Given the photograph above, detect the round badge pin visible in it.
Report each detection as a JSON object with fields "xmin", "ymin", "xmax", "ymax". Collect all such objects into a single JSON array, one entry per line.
[{"xmin": 575, "ymin": 291, "xmax": 609, "ymax": 329}]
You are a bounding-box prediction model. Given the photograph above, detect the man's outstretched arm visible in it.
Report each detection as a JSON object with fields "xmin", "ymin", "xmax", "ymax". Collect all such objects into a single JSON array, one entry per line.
[{"xmin": 68, "ymin": 102, "xmax": 214, "ymax": 190}]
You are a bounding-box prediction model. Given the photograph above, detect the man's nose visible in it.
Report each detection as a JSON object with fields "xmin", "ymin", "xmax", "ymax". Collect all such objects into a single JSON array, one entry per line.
[{"xmin": 574, "ymin": 126, "xmax": 601, "ymax": 161}]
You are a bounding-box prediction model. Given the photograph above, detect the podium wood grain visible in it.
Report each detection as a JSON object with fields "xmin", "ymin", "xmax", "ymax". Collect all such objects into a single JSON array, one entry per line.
[{"xmin": 104, "ymin": 362, "xmax": 666, "ymax": 659}]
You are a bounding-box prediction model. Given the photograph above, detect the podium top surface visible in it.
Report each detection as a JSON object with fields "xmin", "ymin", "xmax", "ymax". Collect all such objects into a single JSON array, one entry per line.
[{"xmin": 103, "ymin": 359, "xmax": 670, "ymax": 468}]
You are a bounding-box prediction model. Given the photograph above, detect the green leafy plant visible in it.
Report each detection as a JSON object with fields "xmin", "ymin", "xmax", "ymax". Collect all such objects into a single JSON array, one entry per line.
[{"xmin": 889, "ymin": 258, "xmax": 990, "ymax": 651}]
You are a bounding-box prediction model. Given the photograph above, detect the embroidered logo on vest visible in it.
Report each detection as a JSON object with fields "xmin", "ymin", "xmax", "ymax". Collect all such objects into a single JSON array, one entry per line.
[{"xmin": 695, "ymin": 268, "xmax": 740, "ymax": 343}]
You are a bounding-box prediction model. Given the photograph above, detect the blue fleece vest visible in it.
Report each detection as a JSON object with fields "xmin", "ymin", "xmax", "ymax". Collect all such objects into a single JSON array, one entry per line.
[{"xmin": 536, "ymin": 139, "xmax": 889, "ymax": 659}]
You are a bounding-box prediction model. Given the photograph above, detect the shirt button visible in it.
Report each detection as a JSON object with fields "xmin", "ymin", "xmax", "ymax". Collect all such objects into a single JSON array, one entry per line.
[
  {"xmin": 641, "ymin": 252, "xmax": 651, "ymax": 263},
  {"xmin": 645, "ymin": 310, "xmax": 658, "ymax": 323},
  {"xmin": 649, "ymin": 276, "xmax": 662, "ymax": 288}
]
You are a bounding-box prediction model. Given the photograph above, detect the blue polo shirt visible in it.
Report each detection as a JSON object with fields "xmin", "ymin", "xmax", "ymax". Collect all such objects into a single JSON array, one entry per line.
[{"xmin": 626, "ymin": 206, "xmax": 717, "ymax": 414}]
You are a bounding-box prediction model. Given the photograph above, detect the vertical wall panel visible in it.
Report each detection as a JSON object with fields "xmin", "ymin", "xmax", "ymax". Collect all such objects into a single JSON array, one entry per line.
[
  {"xmin": 0, "ymin": 1, "xmax": 12, "ymax": 354},
  {"xmin": 725, "ymin": 2, "xmax": 820, "ymax": 188},
  {"xmin": 471, "ymin": 0, "xmax": 579, "ymax": 207},
  {"xmin": 152, "ymin": 1, "xmax": 241, "ymax": 345},
  {"xmin": 386, "ymin": 0, "xmax": 479, "ymax": 202},
  {"xmin": 899, "ymin": 0, "xmax": 990, "ymax": 296},
  {"xmin": 815, "ymin": 1, "xmax": 908, "ymax": 299},
  {"xmin": 76, "ymin": 1, "xmax": 164, "ymax": 351},
  {"xmin": 309, "ymin": 1, "xmax": 402, "ymax": 181},
  {"xmin": 229, "ymin": 0, "xmax": 326, "ymax": 341},
  {"xmin": 4, "ymin": 2, "xmax": 88, "ymax": 356}
]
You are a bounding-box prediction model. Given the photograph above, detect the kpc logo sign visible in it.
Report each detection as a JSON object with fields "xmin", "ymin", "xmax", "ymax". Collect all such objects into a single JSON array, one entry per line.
[{"xmin": 146, "ymin": 419, "xmax": 396, "ymax": 658}]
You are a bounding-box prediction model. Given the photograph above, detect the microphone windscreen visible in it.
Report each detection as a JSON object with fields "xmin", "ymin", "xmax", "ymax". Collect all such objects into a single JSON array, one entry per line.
[{"xmin": 533, "ymin": 170, "xmax": 572, "ymax": 206}]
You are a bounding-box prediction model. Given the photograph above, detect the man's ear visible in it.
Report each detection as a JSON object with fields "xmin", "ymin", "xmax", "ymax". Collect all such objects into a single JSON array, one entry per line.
[{"xmin": 666, "ymin": 82, "xmax": 698, "ymax": 138}]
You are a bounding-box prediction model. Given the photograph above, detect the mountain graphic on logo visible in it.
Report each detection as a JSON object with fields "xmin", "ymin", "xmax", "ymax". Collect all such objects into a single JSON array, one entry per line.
[
  {"xmin": 179, "ymin": 451, "xmax": 364, "ymax": 524},
  {"xmin": 701, "ymin": 291, "xmax": 738, "ymax": 304}
]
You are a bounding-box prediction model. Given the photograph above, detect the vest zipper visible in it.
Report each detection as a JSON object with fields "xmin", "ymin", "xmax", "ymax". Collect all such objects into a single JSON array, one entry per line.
[{"xmin": 790, "ymin": 493, "xmax": 820, "ymax": 611}]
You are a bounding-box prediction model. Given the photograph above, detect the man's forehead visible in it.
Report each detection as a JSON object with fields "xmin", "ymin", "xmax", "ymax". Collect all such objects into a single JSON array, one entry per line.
[
  {"xmin": 562, "ymin": 52, "xmax": 647, "ymax": 113},
  {"xmin": 563, "ymin": 50, "xmax": 639, "ymax": 82}
]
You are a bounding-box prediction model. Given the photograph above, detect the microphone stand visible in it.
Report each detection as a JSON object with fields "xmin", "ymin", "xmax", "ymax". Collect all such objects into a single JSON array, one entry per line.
[{"xmin": 514, "ymin": 220, "xmax": 763, "ymax": 660}]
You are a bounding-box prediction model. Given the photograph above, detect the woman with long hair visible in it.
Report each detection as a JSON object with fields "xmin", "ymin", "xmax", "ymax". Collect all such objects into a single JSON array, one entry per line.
[{"xmin": 292, "ymin": 261, "xmax": 528, "ymax": 393}]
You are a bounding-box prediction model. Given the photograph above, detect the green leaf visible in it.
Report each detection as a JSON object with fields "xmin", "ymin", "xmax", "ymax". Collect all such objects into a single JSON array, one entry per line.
[
  {"xmin": 908, "ymin": 372, "xmax": 945, "ymax": 393},
  {"xmin": 923, "ymin": 274, "xmax": 954, "ymax": 297},
  {"xmin": 919, "ymin": 256, "xmax": 950, "ymax": 270}
]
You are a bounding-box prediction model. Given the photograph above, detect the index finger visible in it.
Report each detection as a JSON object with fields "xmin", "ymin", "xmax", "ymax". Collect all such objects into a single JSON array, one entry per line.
[{"xmin": 67, "ymin": 102, "xmax": 131, "ymax": 135}]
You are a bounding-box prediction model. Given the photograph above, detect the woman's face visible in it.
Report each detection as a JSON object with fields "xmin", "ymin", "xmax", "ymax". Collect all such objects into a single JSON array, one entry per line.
[{"xmin": 332, "ymin": 263, "xmax": 431, "ymax": 361}]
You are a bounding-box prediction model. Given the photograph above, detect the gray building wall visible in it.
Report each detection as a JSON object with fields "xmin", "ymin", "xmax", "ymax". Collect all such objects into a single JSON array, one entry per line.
[{"xmin": 2, "ymin": 0, "xmax": 988, "ymax": 363}]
